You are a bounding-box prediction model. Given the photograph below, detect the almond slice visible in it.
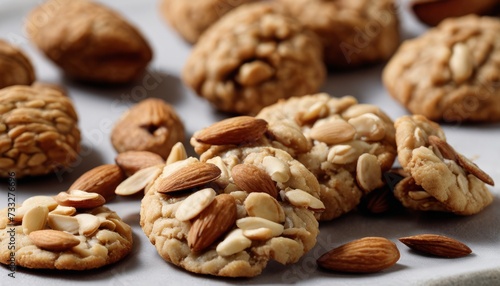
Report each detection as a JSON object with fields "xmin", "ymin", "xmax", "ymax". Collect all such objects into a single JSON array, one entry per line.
[
  {"xmin": 194, "ymin": 116, "xmax": 268, "ymax": 145},
  {"xmin": 244, "ymin": 192, "xmax": 285, "ymax": 223},
  {"xmin": 22, "ymin": 205, "xmax": 49, "ymax": 235},
  {"xmin": 156, "ymin": 162, "xmax": 221, "ymax": 194},
  {"xmin": 175, "ymin": 188, "xmax": 216, "ymax": 221},
  {"xmin": 47, "ymin": 213, "xmax": 80, "ymax": 234},
  {"xmin": 54, "ymin": 190, "xmax": 106, "ymax": 209},
  {"xmin": 115, "ymin": 150, "xmax": 165, "ymax": 176},
  {"xmin": 216, "ymin": 229, "xmax": 252, "ymax": 257},
  {"xmin": 29, "ymin": 229, "xmax": 80, "ymax": 252},
  {"xmin": 75, "ymin": 214, "xmax": 101, "ymax": 236},
  {"xmin": 166, "ymin": 142, "xmax": 188, "ymax": 165},
  {"xmin": 50, "ymin": 205, "xmax": 77, "ymax": 216},
  {"xmin": 284, "ymin": 189, "xmax": 325, "ymax": 211},
  {"xmin": 309, "ymin": 119, "xmax": 356, "ymax": 145},
  {"xmin": 115, "ymin": 164, "xmax": 162, "ymax": 196},
  {"xmin": 236, "ymin": 216, "xmax": 284, "ymax": 237}
]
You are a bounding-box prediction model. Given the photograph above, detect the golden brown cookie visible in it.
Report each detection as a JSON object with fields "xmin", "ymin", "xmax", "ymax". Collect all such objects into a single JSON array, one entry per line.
[
  {"xmin": 0, "ymin": 192, "xmax": 133, "ymax": 270},
  {"xmin": 278, "ymin": 0, "xmax": 400, "ymax": 69},
  {"xmin": 191, "ymin": 93, "xmax": 397, "ymax": 221},
  {"xmin": 0, "ymin": 85, "xmax": 80, "ymax": 178},
  {"xmin": 159, "ymin": 0, "xmax": 257, "ymax": 44},
  {"xmin": 140, "ymin": 146, "xmax": 322, "ymax": 277},
  {"xmin": 182, "ymin": 2, "xmax": 325, "ymax": 115},
  {"xmin": 393, "ymin": 115, "xmax": 494, "ymax": 215},
  {"xmin": 383, "ymin": 15, "xmax": 500, "ymax": 122},
  {"xmin": 0, "ymin": 40, "xmax": 35, "ymax": 89}
]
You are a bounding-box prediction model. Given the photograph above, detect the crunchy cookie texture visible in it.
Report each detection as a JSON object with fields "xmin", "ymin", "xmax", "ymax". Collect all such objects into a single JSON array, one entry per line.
[
  {"xmin": 141, "ymin": 147, "xmax": 322, "ymax": 277},
  {"xmin": 26, "ymin": 0, "xmax": 152, "ymax": 84},
  {"xmin": 0, "ymin": 40, "xmax": 35, "ymax": 89},
  {"xmin": 383, "ymin": 15, "xmax": 500, "ymax": 122},
  {"xmin": 182, "ymin": 2, "xmax": 325, "ymax": 115},
  {"xmin": 278, "ymin": 0, "xmax": 400, "ymax": 69},
  {"xmin": 394, "ymin": 115, "xmax": 494, "ymax": 215},
  {"xmin": 159, "ymin": 0, "xmax": 257, "ymax": 44},
  {"xmin": 0, "ymin": 194, "xmax": 133, "ymax": 270},
  {"xmin": 191, "ymin": 93, "xmax": 397, "ymax": 221},
  {"xmin": 0, "ymin": 85, "xmax": 80, "ymax": 178}
]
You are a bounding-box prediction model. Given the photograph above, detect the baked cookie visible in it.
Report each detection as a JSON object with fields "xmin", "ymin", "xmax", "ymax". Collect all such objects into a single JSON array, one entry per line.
[
  {"xmin": 140, "ymin": 147, "xmax": 323, "ymax": 277},
  {"xmin": 182, "ymin": 2, "xmax": 325, "ymax": 115},
  {"xmin": 278, "ymin": 0, "xmax": 400, "ymax": 69},
  {"xmin": 383, "ymin": 15, "xmax": 500, "ymax": 122},
  {"xmin": 26, "ymin": 0, "xmax": 152, "ymax": 84},
  {"xmin": 0, "ymin": 85, "xmax": 80, "ymax": 178},
  {"xmin": 393, "ymin": 115, "xmax": 494, "ymax": 215},
  {"xmin": 159, "ymin": 0, "xmax": 257, "ymax": 44},
  {"xmin": 0, "ymin": 40, "xmax": 35, "ymax": 89},
  {"xmin": 0, "ymin": 191, "xmax": 133, "ymax": 270},
  {"xmin": 191, "ymin": 93, "xmax": 397, "ymax": 221}
]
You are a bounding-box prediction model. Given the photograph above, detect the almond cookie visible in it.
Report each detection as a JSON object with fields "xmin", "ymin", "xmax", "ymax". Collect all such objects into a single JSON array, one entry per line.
[
  {"xmin": 140, "ymin": 146, "xmax": 323, "ymax": 277},
  {"xmin": 0, "ymin": 40, "xmax": 35, "ymax": 89},
  {"xmin": 191, "ymin": 93, "xmax": 397, "ymax": 221},
  {"xmin": 159, "ymin": 0, "xmax": 257, "ymax": 44},
  {"xmin": 278, "ymin": 0, "xmax": 400, "ymax": 69},
  {"xmin": 26, "ymin": 0, "xmax": 152, "ymax": 84},
  {"xmin": 0, "ymin": 191, "xmax": 133, "ymax": 270},
  {"xmin": 182, "ymin": 2, "xmax": 325, "ymax": 115},
  {"xmin": 393, "ymin": 115, "xmax": 494, "ymax": 215},
  {"xmin": 0, "ymin": 85, "xmax": 80, "ymax": 178},
  {"xmin": 383, "ymin": 15, "xmax": 500, "ymax": 122}
]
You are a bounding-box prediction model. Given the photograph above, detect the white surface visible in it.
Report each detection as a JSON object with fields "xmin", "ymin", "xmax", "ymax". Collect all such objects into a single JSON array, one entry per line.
[{"xmin": 1, "ymin": 1, "xmax": 499, "ymax": 285}]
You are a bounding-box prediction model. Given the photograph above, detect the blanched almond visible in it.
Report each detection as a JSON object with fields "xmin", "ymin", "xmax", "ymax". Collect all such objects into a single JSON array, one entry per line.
[
  {"xmin": 22, "ymin": 205, "xmax": 48, "ymax": 235},
  {"xmin": 175, "ymin": 188, "xmax": 216, "ymax": 221},
  {"xmin": 115, "ymin": 164, "xmax": 162, "ymax": 196}
]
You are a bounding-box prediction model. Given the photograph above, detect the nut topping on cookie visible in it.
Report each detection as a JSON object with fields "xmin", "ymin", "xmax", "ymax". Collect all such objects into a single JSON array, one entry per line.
[
  {"xmin": 54, "ymin": 190, "xmax": 106, "ymax": 209},
  {"xmin": 309, "ymin": 118, "xmax": 357, "ymax": 145},
  {"xmin": 115, "ymin": 165, "xmax": 163, "ymax": 196},
  {"xmin": 29, "ymin": 230, "xmax": 81, "ymax": 252},
  {"xmin": 449, "ymin": 43, "xmax": 474, "ymax": 84},
  {"xmin": 175, "ymin": 188, "xmax": 217, "ymax": 222},
  {"xmin": 67, "ymin": 164, "xmax": 125, "ymax": 202},
  {"xmin": 194, "ymin": 116, "xmax": 268, "ymax": 145},
  {"xmin": 156, "ymin": 161, "xmax": 221, "ymax": 193},
  {"xmin": 284, "ymin": 189, "xmax": 325, "ymax": 211},
  {"xmin": 231, "ymin": 163, "xmax": 278, "ymax": 198}
]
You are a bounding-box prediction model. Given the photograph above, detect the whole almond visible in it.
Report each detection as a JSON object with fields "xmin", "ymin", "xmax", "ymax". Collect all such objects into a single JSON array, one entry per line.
[
  {"xmin": 231, "ymin": 163, "xmax": 278, "ymax": 198},
  {"xmin": 309, "ymin": 119, "xmax": 356, "ymax": 145},
  {"xmin": 317, "ymin": 237, "xmax": 400, "ymax": 273},
  {"xmin": 68, "ymin": 164, "xmax": 125, "ymax": 202},
  {"xmin": 399, "ymin": 234, "xmax": 472, "ymax": 258},
  {"xmin": 156, "ymin": 162, "xmax": 221, "ymax": 193},
  {"xmin": 193, "ymin": 116, "xmax": 268, "ymax": 145},
  {"xmin": 188, "ymin": 194, "xmax": 237, "ymax": 252},
  {"xmin": 411, "ymin": 0, "xmax": 499, "ymax": 26},
  {"xmin": 29, "ymin": 229, "xmax": 80, "ymax": 252},
  {"xmin": 115, "ymin": 151, "xmax": 165, "ymax": 177}
]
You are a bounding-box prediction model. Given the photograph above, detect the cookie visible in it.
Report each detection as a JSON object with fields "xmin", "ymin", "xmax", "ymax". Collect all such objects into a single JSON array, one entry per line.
[
  {"xmin": 393, "ymin": 115, "xmax": 494, "ymax": 215},
  {"xmin": 140, "ymin": 146, "xmax": 322, "ymax": 277},
  {"xmin": 0, "ymin": 191, "xmax": 133, "ymax": 270},
  {"xmin": 383, "ymin": 15, "xmax": 500, "ymax": 122},
  {"xmin": 191, "ymin": 93, "xmax": 397, "ymax": 221},
  {"xmin": 0, "ymin": 40, "xmax": 35, "ymax": 89},
  {"xmin": 159, "ymin": 0, "xmax": 257, "ymax": 44},
  {"xmin": 182, "ymin": 2, "xmax": 325, "ymax": 115},
  {"xmin": 278, "ymin": 0, "xmax": 400, "ymax": 69},
  {"xmin": 0, "ymin": 85, "xmax": 80, "ymax": 178}
]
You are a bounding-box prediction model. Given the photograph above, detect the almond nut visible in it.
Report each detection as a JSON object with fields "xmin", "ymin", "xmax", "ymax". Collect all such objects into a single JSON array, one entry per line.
[
  {"xmin": 356, "ymin": 153, "xmax": 384, "ymax": 193},
  {"xmin": 47, "ymin": 213, "xmax": 80, "ymax": 234},
  {"xmin": 54, "ymin": 190, "xmax": 106, "ymax": 209},
  {"xmin": 22, "ymin": 205, "xmax": 49, "ymax": 235},
  {"xmin": 317, "ymin": 237, "xmax": 400, "ymax": 273},
  {"xmin": 165, "ymin": 141, "xmax": 188, "ymax": 165},
  {"xmin": 309, "ymin": 119, "xmax": 356, "ymax": 145},
  {"xmin": 115, "ymin": 164, "xmax": 163, "ymax": 196},
  {"xmin": 29, "ymin": 229, "xmax": 80, "ymax": 252},
  {"xmin": 236, "ymin": 216, "xmax": 284, "ymax": 237},
  {"xmin": 216, "ymin": 229, "xmax": 252, "ymax": 257},
  {"xmin": 75, "ymin": 213, "xmax": 101, "ymax": 236},
  {"xmin": 187, "ymin": 194, "xmax": 237, "ymax": 252},
  {"xmin": 175, "ymin": 188, "xmax": 216, "ymax": 221},
  {"xmin": 156, "ymin": 161, "xmax": 221, "ymax": 193},
  {"xmin": 67, "ymin": 164, "xmax": 125, "ymax": 202},
  {"xmin": 284, "ymin": 189, "xmax": 325, "ymax": 211},
  {"xmin": 193, "ymin": 116, "xmax": 267, "ymax": 145},
  {"xmin": 231, "ymin": 163, "xmax": 278, "ymax": 198},
  {"xmin": 244, "ymin": 192, "xmax": 285, "ymax": 223},
  {"xmin": 115, "ymin": 150, "xmax": 165, "ymax": 176},
  {"xmin": 399, "ymin": 234, "xmax": 472, "ymax": 258}
]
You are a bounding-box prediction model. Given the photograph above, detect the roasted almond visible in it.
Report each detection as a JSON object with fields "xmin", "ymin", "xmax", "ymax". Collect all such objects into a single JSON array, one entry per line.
[
  {"xmin": 188, "ymin": 194, "xmax": 237, "ymax": 252},
  {"xmin": 68, "ymin": 164, "xmax": 125, "ymax": 202},
  {"xmin": 115, "ymin": 164, "xmax": 162, "ymax": 196},
  {"xmin": 193, "ymin": 116, "xmax": 267, "ymax": 145},
  {"xmin": 115, "ymin": 151, "xmax": 165, "ymax": 177},
  {"xmin": 399, "ymin": 234, "xmax": 472, "ymax": 258},
  {"xmin": 29, "ymin": 229, "xmax": 80, "ymax": 252},
  {"xmin": 317, "ymin": 237, "xmax": 400, "ymax": 273},
  {"xmin": 156, "ymin": 161, "xmax": 221, "ymax": 193},
  {"xmin": 54, "ymin": 190, "xmax": 106, "ymax": 209},
  {"xmin": 309, "ymin": 119, "xmax": 356, "ymax": 145},
  {"xmin": 411, "ymin": 0, "xmax": 499, "ymax": 26},
  {"xmin": 231, "ymin": 163, "xmax": 278, "ymax": 198}
]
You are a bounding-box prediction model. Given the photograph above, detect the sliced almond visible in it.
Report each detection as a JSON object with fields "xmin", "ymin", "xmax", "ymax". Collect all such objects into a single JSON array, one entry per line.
[
  {"xmin": 449, "ymin": 42, "xmax": 474, "ymax": 84},
  {"xmin": 193, "ymin": 116, "xmax": 267, "ymax": 145},
  {"xmin": 67, "ymin": 164, "xmax": 125, "ymax": 202},
  {"xmin": 15, "ymin": 196, "xmax": 58, "ymax": 222},
  {"xmin": 98, "ymin": 217, "xmax": 116, "ymax": 231},
  {"xmin": 356, "ymin": 153, "xmax": 384, "ymax": 193},
  {"xmin": 108, "ymin": 218, "xmax": 131, "ymax": 237},
  {"xmin": 236, "ymin": 216, "xmax": 284, "ymax": 237},
  {"xmin": 348, "ymin": 113, "xmax": 386, "ymax": 141},
  {"xmin": 166, "ymin": 142, "xmax": 188, "ymax": 165},
  {"xmin": 50, "ymin": 205, "xmax": 77, "ymax": 216},
  {"xmin": 244, "ymin": 192, "xmax": 285, "ymax": 223},
  {"xmin": 115, "ymin": 150, "xmax": 165, "ymax": 176},
  {"xmin": 231, "ymin": 163, "xmax": 278, "ymax": 198},
  {"xmin": 309, "ymin": 119, "xmax": 356, "ymax": 145},
  {"xmin": 216, "ymin": 229, "xmax": 252, "ymax": 257},
  {"xmin": 75, "ymin": 214, "xmax": 101, "ymax": 236},
  {"xmin": 54, "ymin": 190, "xmax": 106, "ymax": 209},
  {"xmin": 242, "ymin": 227, "xmax": 274, "ymax": 241},
  {"xmin": 29, "ymin": 229, "xmax": 80, "ymax": 252},
  {"xmin": 22, "ymin": 205, "xmax": 49, "ymax": 235},
  {"xmin": 115, "ymin": 164, "xmax": 162, "ymax": 196},
  {"xmin": 284, "ymin": 189, "xmax": 325, "ymax": 211},
  {"xmin": 47, "ymin": 213, "xmax": 80, "ymax": 234},
  {"xmin": 187, "ymin": 194, "xmax": 237, "ymax": 252},
  {"xmin": 262, "ymin": 156, "xmax": 290, "ymax": 183},
  {"xmin": 175, "ymin": 188, "xmax": 217, "ymax": 221},
  {"xmin": 156, "ymin": 161, "xmax": 221, "ymax": 194},
  {"xmin": 399, "ymin": 234, "xmax": 472, "ymax": 258}
]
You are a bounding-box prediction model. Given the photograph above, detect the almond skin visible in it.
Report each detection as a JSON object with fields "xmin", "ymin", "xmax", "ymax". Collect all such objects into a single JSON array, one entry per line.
[
  {"xmin": 188, "ymin": 194, "xmax": 237, "ymax": 252},
  {"xmin": 399, "ymin": 234, "xmax": 472, "ymax": 258},
  {"xmin": 115, "ymin": 150, "xmax": 165, "ymax": 177},
  {"xmin": 193, "ymin": 116, "xmax": 268, "ymax": 145},
  {"xmin": 156, "ymin": 162, "xmax": 221, "ymax": 193},
  {"xmin": 317, "ymin": 237, "xmax": 400, "ymax": 273},
  {"xmin": 231, "ymin": 163, "xmax": 278, "ymax": 198},
  {"xmin": 29, "ymin": 229, "xmax": 80, "ymax": 251},
  {"xmin": 68, "ymin": 164, "xmax": 125, "ymax": 202}
]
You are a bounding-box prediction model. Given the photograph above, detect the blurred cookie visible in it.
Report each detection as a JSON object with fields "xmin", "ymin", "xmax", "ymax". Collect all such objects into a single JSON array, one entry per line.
[
  {"xmin": 393, "ymin": 115, "xmax": 494, "ymax": 215},
  {"xmin": 383, "ymin": 15, "xmax": 500, "ymax": 122},
  {"xmin": 0, "ymin": 40, "xmax": 35, "ymax": 89},
  {"xmin": 140, "ymin": 147, "xmax": 322, "ymax": 277},
  {"xmin": 182, "ymin": 2, "xmax": 325, "ymax": 115},
  {"xmin": 278, "ymin": 0, "xmax": 400, "ymax": 69}
]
